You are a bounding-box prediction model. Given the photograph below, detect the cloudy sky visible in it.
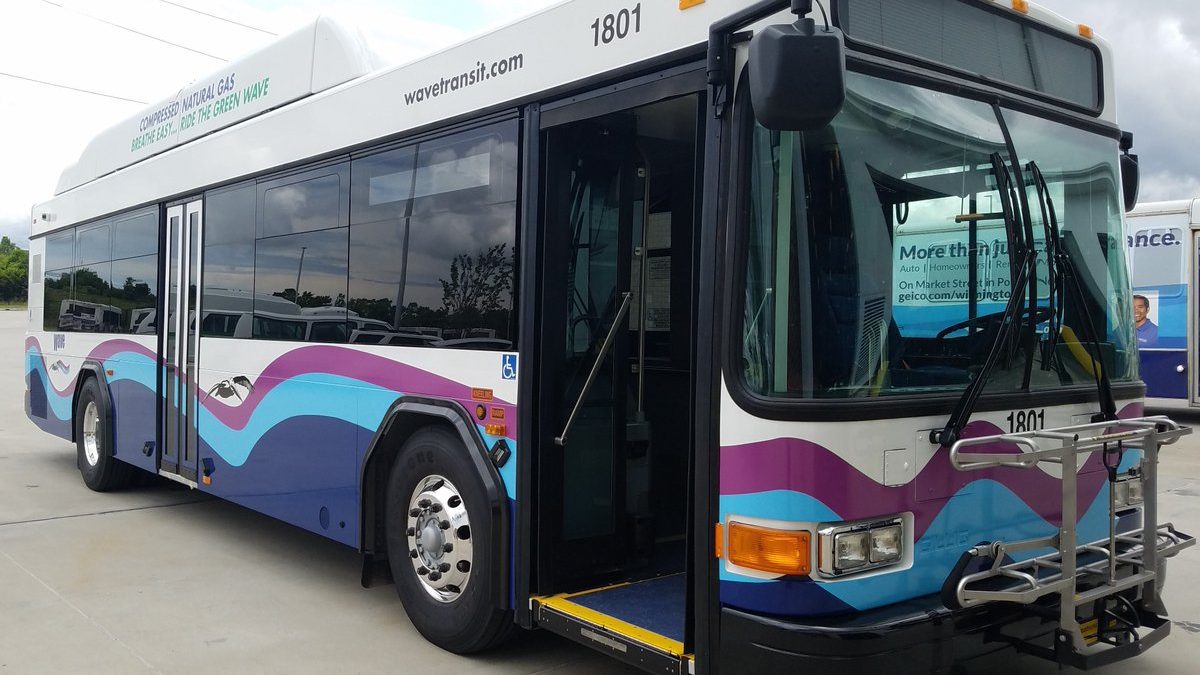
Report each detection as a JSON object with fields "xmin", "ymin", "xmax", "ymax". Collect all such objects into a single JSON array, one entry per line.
[{"xmin": 1, "ymin": 0, "xmax": 1197, "ymax": 246}]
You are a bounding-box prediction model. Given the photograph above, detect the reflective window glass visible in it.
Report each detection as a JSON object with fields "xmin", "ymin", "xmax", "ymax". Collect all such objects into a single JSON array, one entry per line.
[
  {"xmin": 348, "ymin": 119, "xmax": 519, "ymax": 349},
  {"xmin": 203, "ymin": 184, "xmax": 256, "ymax": 338},
  {"xmin": 260, "ymin": 167, "xmax": 348, "ymax": 238},
  {"xmin": 76, "ymin": 222, "xmax": 111, "ymax": 266},
  {"xmin": 253, "ymin": 228, "xmax": 348, "ymax": 341},
  {"xmin": 43, "ymin": 270, "xmax": 72, "ymax": 332},
  {"xmin": 45, "ymin": 231, "xmax": 74, "ymax": 272},
  {"xmin": 110, "ymin": 255, "xmax": 158, "ymax": 334},
  {"xmin": 112, "ymin": 210, "xmax": 159, "ymax": 259}
]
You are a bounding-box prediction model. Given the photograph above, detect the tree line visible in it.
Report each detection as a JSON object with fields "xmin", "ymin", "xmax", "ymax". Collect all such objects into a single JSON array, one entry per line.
[{"xmin": 0, "ymin": 237, "xmax": 28, "ymax": 303}]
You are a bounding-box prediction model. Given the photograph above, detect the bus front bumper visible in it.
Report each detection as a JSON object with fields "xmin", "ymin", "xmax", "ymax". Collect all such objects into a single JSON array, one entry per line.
[{"xmin": 718, "ymin": 591, "xmax": 1173, "ymax": 674}]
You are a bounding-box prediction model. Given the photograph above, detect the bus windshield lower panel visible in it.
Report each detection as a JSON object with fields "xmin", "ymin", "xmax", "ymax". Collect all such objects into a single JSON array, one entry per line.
[{"xmin": 740, "ymin": 72, "xmax": 1136, "ymax": 400}]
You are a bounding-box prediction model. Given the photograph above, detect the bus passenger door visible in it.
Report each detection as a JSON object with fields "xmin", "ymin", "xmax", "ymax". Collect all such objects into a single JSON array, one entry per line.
[
  {"xmin": 161, "ymin": 198, "xmax": 203, "ymax": 483},
  {"xmin": 535, "ymin": 82, "xmax": 702, "ymax": 591}
]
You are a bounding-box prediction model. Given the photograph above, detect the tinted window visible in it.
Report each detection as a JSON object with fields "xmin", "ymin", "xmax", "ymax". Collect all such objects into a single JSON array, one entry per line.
[
  {"xmin": 112, "ymin": 209, "xmax": 159, "ymax": 259},
  {"xmin": 72, "ymin": 262, "xmax": 118, "ymax": 332},
  {"xmin": 253, "ymin": 227, "xmax": 348, "ymax": 341},
  {"xmin": 203, "ymin": 183, "xmax": 256, "ymax": 338},
  {"xmin": 76, "ymin": 222, "xmax": 111, "ymax": 266},
  {"xmin": 403, "ymin": 206, "xmax": 516, "ymax": 343},
  {"xmin": 260, "ymin": 167, "xmax": 348, "ymax": 238},
  {"xmin": 110, "ymin": 255, "xmax": 158, "ymax": 334},
  {"xmin": 348, "ymin": 120, "xmax": 519, "ymax": 349},
  {"xmin": 348, "ymin": 219, "xmax": 404, "ymax": 329},
  {"xmin": 45, "ymin": 231, "xmax": 74, "ymax": 272},
  {"xmin": 351, "ymin": 145, "xmax": 417, "ymax": 225},
  {"xmin": 43, "ymin": 270, "xmax": 72, "ymax": 332},
  {"xmin": 40, "ymin": 210, "xmax": 161, "ymax": 334}
]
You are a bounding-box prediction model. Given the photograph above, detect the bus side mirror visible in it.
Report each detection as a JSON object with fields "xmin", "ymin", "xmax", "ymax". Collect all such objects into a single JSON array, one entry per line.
[
  {"xmin": 1120, "ymin": 131, "xmax": 1139, "ymax": 212},
  {"xmin": 749, "ymin": 18, "xmax": 846, "ymax": 130}
]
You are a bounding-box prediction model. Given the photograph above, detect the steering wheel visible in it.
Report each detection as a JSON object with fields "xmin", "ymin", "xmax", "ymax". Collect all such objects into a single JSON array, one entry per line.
[{"xmin": 935, "ymin": 306, "xmax": 1054, "ymax": 340}]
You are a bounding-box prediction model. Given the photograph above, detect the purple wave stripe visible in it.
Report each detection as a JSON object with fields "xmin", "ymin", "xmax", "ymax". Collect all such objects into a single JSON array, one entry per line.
[
  {"xmin": 25, "ymin": 336, "xmax": 158, "ymax": 397},
  {"xmin": 27, "ymin": 337, "xmax": 517, "ymax": 435},
  {"xmin": 200, "ymin": 346, "xmax": 515, "ymax": 432},
  {"xmin": 721, "ymin": 404, "xmax": 1144, "ymax": 540}
]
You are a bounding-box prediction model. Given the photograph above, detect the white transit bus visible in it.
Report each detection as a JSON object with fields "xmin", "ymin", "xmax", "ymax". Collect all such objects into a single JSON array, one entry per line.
[
  {"xmin": 1124, "ymin": 199, "xmax": 1198, "ymax": 406},
  {"xmin": 25, "ymin": 1, "xmax": 1192, "ymax": 672}
]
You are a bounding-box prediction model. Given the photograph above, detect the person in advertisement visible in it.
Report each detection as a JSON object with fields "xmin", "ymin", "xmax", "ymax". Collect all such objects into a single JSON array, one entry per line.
[{"xmin": 1133, "ymin": 294, "xmax": 1158, "ymax": 347}]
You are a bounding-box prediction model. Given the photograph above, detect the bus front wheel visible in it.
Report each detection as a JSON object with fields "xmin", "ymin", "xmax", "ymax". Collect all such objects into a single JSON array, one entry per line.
[
  {"xmin": 75, "ymin": 377, "xmax": 134, "ymax": 492},
  {"xmin": 384, "ymin": 426, "xmax": 513, "ymax": 653}
]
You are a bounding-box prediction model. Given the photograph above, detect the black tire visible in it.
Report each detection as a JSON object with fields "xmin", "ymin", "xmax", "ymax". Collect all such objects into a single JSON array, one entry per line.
[
  {"xmin": 75, "ymin": 377, "xmax": 134, "ymax": 492},
  {"xmin": 385, "ymin": 426, "xmax": 514, "ymax": 653}
]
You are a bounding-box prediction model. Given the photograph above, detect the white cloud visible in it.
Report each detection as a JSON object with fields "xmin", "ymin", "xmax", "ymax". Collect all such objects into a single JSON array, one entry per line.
[{"xmin": 1037, "ymin": 0, "xmax": 1200, "ymax": 203}]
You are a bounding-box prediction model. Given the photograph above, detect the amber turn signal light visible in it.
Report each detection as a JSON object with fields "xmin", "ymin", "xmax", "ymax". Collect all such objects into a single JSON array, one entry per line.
[{"xmin": 726, "ymin": 521, "xmax": 811, "ymax": 576}]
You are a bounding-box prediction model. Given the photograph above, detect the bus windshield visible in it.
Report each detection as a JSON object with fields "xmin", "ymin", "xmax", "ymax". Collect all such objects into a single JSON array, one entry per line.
[{"xmin": 740, "ymin": 71, "xmax": 1136, "ymax": 399}]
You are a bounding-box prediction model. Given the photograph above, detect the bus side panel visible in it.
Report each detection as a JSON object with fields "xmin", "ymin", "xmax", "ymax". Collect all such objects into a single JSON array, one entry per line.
[
  {"xmin": 194, "ymin": 339, "xmax": 518, "ymax": 549},
  {"xmin": 1141, "ymin": 350, "xmax": 1187, "ymax": 399},
  {"xmin": 106, "ymin": 338, "xmax": 159, "ymax": 473},
  {"xmin": 25, "ymin": 338, "xmax": 74, "ymax": 441},
  {"xmin": 1126, "ymin": 209, "xmax": 1189, "ymax": 398},
  {"xmin": 25, "ymin": 333, "xmax": 157, "ymax": 447}
]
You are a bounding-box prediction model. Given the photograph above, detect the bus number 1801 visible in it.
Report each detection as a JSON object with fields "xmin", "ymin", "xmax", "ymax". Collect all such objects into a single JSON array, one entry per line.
[
  {"xmin": 1007, "ymin": 408, "xmax": 1046, "ymax": 433},
  {"xmin": 591, "ymin": 3, "xmax": 642, "ymax": 47}
]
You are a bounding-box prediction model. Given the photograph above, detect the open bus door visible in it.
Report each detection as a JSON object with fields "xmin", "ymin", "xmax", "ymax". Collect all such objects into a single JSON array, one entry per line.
[{"xmin": 530, "ymin": 65, "xmax": 705, "ymax": 673}]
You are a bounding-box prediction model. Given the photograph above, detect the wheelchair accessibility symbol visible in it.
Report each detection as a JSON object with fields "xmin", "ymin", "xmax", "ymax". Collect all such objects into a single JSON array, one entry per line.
[{"xmin": 501, "ymin": 354, "xmax": 518, "ymax": 381}]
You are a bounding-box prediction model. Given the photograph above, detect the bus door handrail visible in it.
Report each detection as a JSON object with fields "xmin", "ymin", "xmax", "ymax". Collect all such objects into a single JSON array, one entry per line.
[{"xmin": 555, "ymin": 292, "xmax": 632, "ymax": 447}]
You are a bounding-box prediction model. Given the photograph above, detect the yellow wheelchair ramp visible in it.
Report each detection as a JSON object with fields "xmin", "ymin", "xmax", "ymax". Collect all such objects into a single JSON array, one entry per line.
[{"xmin": 533, "ymin": 574, "xmax": 692, "ymax": 674}]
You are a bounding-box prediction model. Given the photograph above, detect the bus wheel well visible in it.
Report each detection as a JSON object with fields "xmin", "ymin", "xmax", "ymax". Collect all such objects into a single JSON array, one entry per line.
[
  {"xmin": 360, "ymin": 412, "xmax": 460, "ymax": 559},
  {"xmin": 70, "ymin": 369, "xmax": 100, "ymax": 443}
]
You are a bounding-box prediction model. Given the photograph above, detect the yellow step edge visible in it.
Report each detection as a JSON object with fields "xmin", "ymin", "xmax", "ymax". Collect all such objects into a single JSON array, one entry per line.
[{"xmin": 536, "ymin": 592, "xmax": 686, "ymax": 657}]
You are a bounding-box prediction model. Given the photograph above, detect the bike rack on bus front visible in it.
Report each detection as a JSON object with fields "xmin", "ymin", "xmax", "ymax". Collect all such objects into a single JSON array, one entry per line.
[{"xmin": 942, "ymin": 416, "xmax": 1194, "ymax": 667}]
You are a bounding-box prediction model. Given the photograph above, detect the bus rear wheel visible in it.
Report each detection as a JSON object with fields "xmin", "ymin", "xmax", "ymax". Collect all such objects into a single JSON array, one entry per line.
[
  {"xmin": 75, "ymin": 377, "xmax": 134, "ymax": 492},
  {"xmin": 384, "ymin": 426, "xmax": 513, "ymax": 653}
]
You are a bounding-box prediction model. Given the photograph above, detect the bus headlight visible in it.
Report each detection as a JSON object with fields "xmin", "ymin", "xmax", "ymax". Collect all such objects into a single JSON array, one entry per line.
[
  {"xmin": 869, "ymin": 523, "xmax": 903, "ymax": 564},
  {"xmin": 833, "ymin": 531, "xmax": 869, "ymax": 571},
  {"xmin": 818, "ymin": 516, "xmax": 905, "ymax": 577}
]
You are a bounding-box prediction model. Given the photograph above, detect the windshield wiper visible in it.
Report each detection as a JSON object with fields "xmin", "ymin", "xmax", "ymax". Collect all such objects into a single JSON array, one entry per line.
[
  {"xmin": 932, "ymin": 153, "xmax": 1033, "ymax": 446},
  {"xmin": 1028, "ymin": 160, "xmax": 1118, "ymax": 422},
  {"xmin": 1028, "ymin": 161, "xmax": 1064, "ymax": 368}
]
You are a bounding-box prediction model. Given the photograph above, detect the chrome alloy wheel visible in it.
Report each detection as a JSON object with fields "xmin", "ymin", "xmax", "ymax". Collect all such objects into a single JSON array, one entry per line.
[
  {"xmin": 407, "ymin": 475, "xmax": 472, "ymax": 603},
  {"xmin": 82, "ymin": 400, "xmax": 100, "ymax": 467}
]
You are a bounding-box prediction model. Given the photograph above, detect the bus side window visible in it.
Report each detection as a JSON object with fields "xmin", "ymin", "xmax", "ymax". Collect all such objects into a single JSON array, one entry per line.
[
  {"xmin": 254, "ymin": 164, "xmax": 350, "ymax": 343},
  {"xmin": 348, "ymin": 119, "xmax": 520, "ymax": 350}
]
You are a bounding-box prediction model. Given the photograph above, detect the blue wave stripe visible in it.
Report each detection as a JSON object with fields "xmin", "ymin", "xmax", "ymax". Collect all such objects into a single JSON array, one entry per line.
[{"xmin": 198, "ymin": 373, "xmax": 396, "ymax": 467}]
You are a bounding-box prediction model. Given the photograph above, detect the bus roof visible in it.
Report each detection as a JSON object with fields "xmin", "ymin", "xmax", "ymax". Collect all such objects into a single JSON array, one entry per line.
[
  {"xmin": 32, "ymin": 0, "xmax": 1114, "ymax": 238},
  {"xmin": 52, "ymin": 16, "xmax": 379, "ymax": 197},
  {"xmin": 1128, "ymin": 198, "xmax": 1200, "ymax": 224}
]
